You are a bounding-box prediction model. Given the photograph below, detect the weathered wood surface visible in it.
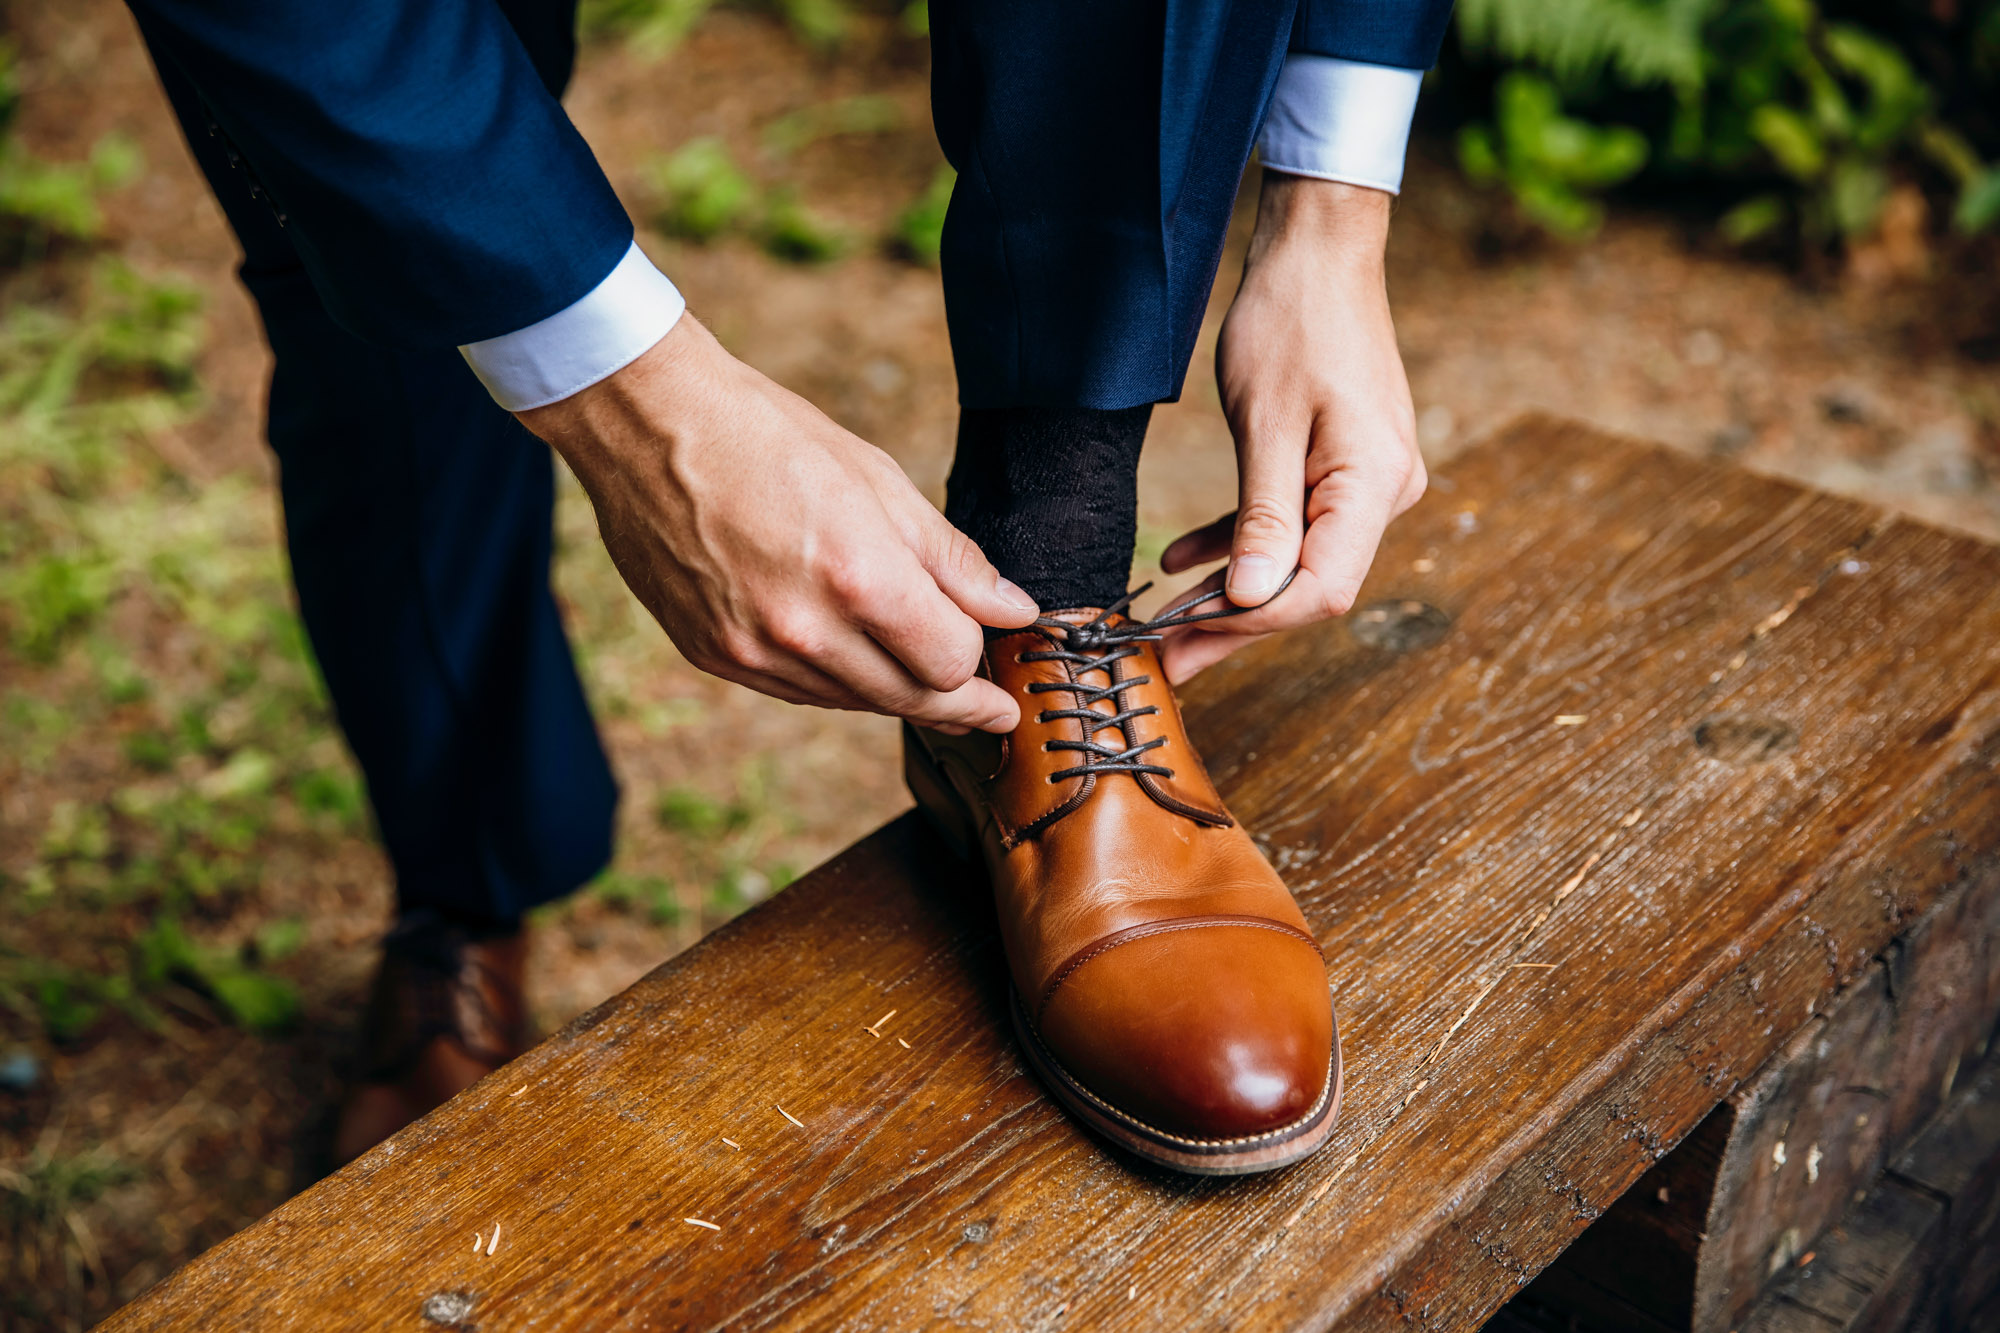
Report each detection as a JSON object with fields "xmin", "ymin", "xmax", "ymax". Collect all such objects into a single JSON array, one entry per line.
[
  {"xmin": 1693, "ymin": 863, "xmax": 2000, "ymax": 1331},
  {"xmin": 1737, "ymin": 1038, "xmax": 2000, "ymax": 1333},
  {"xmin": 1485, "ymin": 855, "xmax": 2000, "ymax": 1331},
  {"xmin": 102, "ymin": 417, "xmax": 2000, "ymax": 1332}
]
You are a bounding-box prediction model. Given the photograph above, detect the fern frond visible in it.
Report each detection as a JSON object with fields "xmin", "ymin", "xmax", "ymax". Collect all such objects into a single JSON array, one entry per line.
[{"xmin": 1456, "ymin": 0, "xmax": 1719, "ymax": 90}]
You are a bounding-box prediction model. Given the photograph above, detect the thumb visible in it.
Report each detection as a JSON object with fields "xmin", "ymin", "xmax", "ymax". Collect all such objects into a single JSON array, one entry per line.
[
  {"xmin": 911, "ymin": 506, "xmax": 1041, "ymax": 628},
  {"xmin": 1226, "ymin": 421, "xmax": 1308, "ymax": 608}
]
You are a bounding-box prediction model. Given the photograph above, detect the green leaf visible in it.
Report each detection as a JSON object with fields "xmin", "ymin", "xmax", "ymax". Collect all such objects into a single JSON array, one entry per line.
[
  {"xmin": 1517, "ymin": 177, "xmax": 1605, "ymax": 239},
  {"xmin": 196, "ymin": 747, "xmax": 277, "ymax": 801},
  {"xmin": 133, "ymin": 915, "xmax": 201, "ymax": 988},
  {"xmin": 891, "ymin": 165, "xmax": 955, "ymax": 266},
  {"xmin": 774, "ymin": 0, "xmax": 849, "ymax": 49},
  {"xmin": 1457, "ymin": 125, "xmax": 1502, "ymax": 184},
  {"xmin": 1916, "ymin": 123, "xmax": 1984, "ymax": 188},
  {"xmin": 293, "ymin": 767, "xmax": 365, "ymax": 828},
  {"xmin": 1824, "ymin": 157, "xmax": 1888, "ymax": 237},
  {"xmin": 655, "ymin": 785, "xmax": 747, "ymax": 836},
  {"xmin": 1750, "ymin": 103, "xmax": 1825, "ymax": 179},
  {"xmin": 758, "ymin": 189, "xmax": 846, "ymax": 264},
  {"xmin": 206, "ymin": 969, "xmax": 299, "ymax": 1033},
  {"xmin": 35, "ymin": 973, "xmax": 101, "ymax": 1043},
  {"xmin": 88, "ymin": 133, "xmax": 142, "ymax": 191},
  {"xmin": 1955, "ymin": 170, "xmax": 2000, "ymax": 234},
  {"xmin": 649, "ymin": 138, "xmax": 758, "ymax": 242},
  {"xmin": 577, "ymin": 0, "xmax": 717, "ymax": 57},
  {"xmin": 1454, "ymin": 0, "xmax": 1714, "ymax": 90},
  {"xmin": 593, "ymin": 870, "xmax": 684, "ymax": 925},
  {"xmin": 253, "ymin": 917, "xmax": 306, "ymax": 962},
  {"xmin": 1822, "ymin": 24, "xmax": 1927, "ymax": 150},
  {"xmin": 761, "ymin": 95, "xmax": 901, "ymax": 158}
]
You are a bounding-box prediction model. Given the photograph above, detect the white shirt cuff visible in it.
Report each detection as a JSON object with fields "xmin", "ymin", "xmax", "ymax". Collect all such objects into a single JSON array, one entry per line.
[
  {"xmin": 459, "ymin": 241, "xmax": 687, "ymax": 412},
  {"xmin": 1256, "ymin": 55, "xmax": 1423, "ymax": 195}
]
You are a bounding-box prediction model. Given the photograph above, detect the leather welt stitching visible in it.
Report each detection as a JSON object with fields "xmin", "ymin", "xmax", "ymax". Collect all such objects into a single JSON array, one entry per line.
[
  {"xmin": 1036, "ymin": 915, "xmax": 1324, "ymax": 1024},
  {"xmin": 1017, "ymin": 989, "xmax": 1337, "ymax": 1151}
]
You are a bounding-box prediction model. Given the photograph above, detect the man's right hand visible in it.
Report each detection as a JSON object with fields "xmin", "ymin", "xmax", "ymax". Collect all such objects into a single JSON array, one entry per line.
[{"xmin": 517, "ymin": 316, "xmax": 1039, "ymax": 735}]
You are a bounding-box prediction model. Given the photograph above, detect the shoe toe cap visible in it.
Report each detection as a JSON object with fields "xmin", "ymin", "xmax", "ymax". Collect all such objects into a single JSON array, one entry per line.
[{"xmin": 1034, "ymin": 923, "xmax": 1333, "ymax": 1145}]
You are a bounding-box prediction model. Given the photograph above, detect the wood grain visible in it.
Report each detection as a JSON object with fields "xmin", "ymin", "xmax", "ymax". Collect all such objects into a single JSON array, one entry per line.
[
  {"xmin": 1736, "ymin": 1041, "xmax": 2000, "ymax": 1333},
  {"xmin": 1488, "ymin": 839, "xmax": 2000, "ymax": 1330},
  {"xmin": 1691, "ymin": 860, "xmax": 2000, "ymax": 1332},
  {"xmin": 100, "ymin": 417, "xmax": 2000, "ymax": 1332}
]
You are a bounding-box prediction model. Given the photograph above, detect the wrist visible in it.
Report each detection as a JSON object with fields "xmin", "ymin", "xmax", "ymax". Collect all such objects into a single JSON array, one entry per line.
[
  {"xmin": 1245, "ymin": 174, "xmax": 1391, "ymax": 274},
  {"xmin": 516, "ymin": 315, "xmax": 711, "ymax": 473}
]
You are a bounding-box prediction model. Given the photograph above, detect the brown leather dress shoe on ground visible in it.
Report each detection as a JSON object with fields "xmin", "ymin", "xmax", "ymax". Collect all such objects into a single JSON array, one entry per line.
[
  {"xmin": 905, "ymin": 592, "xmax": 1339, "ymax": 1174},
  {"xmin": 331, "ymin": 916, "xmax": 530, "ymax": 1166}
]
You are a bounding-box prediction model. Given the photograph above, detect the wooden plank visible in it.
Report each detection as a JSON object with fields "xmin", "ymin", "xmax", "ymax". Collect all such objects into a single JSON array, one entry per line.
[
  {"xmin": 101, "ymin": 417, "xmax": 2000, "ymax": 1332},
  {"xmin": 1691, "ymin": 861, "xmax": 2000, "ymax": 1331},
  {"xmin": 1487, "ymin": 850, "xmax": 2000, "ymax": 1331},
  {"xmin": 1893, "ymin": 1044, "xmax": 2000, "ymax": 1331},
  {"xmin": 1730, "ymin": 1037, "xmax": 2000, "ymax": 1333},
  {"xmin": 1739, "ymin": 1178, "xmax": 1943, "ymax": 1333},
  {"xmin": 1500, "ymin": 1102, "xmax": 1730, "ymax": 1329}
]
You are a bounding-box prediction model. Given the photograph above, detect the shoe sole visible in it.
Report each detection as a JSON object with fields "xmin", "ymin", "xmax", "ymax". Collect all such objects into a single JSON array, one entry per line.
[{"xmin": 904, "ymin": 725, "xmax": 1345, "ymax": 1176}]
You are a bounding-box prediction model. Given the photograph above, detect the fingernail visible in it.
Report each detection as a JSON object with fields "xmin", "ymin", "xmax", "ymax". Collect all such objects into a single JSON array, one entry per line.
[
  {"xmin": 1228, "ymin": 553, "xmax": 1278, "ymax": 600},
  {"xmin": 984, "ymin": 712, "xmax": 1017, "ymax": 733},
  {"xmin": 994, "ymin": 575, "xmax": 1038, "ymax": 615}
]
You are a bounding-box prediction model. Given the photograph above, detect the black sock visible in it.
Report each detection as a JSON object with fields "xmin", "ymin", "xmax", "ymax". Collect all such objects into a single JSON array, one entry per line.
[{"xmin": 945, "ymin": 405, "xmax": 1153, "ymax": 614}]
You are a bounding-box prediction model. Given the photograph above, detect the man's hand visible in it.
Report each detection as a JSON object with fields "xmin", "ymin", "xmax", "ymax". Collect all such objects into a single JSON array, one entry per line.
[
  {"xmin": 1157, "ymin": 175, "xmax": 1424, "ymax": 683},
  {"xmin": 517, "ymin": 317, "xmax": 1040, "ymax": 734}
]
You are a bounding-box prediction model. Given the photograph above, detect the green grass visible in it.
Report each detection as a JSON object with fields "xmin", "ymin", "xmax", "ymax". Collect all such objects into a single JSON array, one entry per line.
[
  {"xmin": 891, "ymin": 164, "xmax": 954, "ymax": 266},
  {"xmin": 0, "ymin": 225, "xmax": 337, "ymax": 1044},
  {"xmin": 761, "ymin": 94, "xmax": 901, "ymax": 157},
  {"xmin": 0, "ymin": 1148, "xmax": 137, "ymax": 1228}
]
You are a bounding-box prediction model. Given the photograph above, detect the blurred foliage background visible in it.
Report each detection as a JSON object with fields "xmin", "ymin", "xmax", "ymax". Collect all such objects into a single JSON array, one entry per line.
[
  {"xmin": 2, "ymin": 0, "xmax": 1997, "ymax": 1326},
  {"xmin": 593, "ymin": 0, "xmax": 2000, "ymax": 271},
  {"xmin": 1441, "ymin": 0, "xmax": 2000, "ymax": 261}
]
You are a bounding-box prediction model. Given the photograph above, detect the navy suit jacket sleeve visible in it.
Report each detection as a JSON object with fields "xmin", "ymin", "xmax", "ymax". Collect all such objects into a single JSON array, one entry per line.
[
  {"xmin": 126, "ymin": 0, "xmax": 633, "ymax": 349},
  {"xmin": 1290, "ymin": 0, "xmax": 1455, "ymax": 69}
]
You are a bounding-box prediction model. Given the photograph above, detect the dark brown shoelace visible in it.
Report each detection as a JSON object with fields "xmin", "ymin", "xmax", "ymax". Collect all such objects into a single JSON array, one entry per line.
[{"xmin": 1022, "ymin": 572, "xmax": 1298, "ymax": 782}]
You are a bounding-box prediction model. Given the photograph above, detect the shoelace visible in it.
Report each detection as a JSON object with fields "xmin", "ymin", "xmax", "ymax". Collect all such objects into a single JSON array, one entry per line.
[{"xmin": 1021, "ymin": 570, "xmax": 1298, "ymax": 782}]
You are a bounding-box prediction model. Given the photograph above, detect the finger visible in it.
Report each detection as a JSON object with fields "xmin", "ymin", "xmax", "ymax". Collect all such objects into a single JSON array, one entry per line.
[
  {"xmin": 883, "ymin": 482, "xmax": 1041, "ymax": 629},
  {"xmin": 828, "ymin": 549, "xmax": 993, "ymax": 695},
  {"xmin": 1159, "ymin": 626, "xmax": 1270, "ymax": 684},
  {"xmin": 1161, "ymin": 513, "xmax": 1234, "ymax": 574},
  {"xmin": 798, "ymin": 619, "xmax": 1021, "ymax": 732},
  {"xmin": 1196, "ymin": 430, "xmax": 1410, "ymax": 636},
  {"xmin": 726, "ymin": 628, "xmax": 995, "ymax": 735},
  {"xmin": 1225, "ymin": 417, "xmax": 1310, "ymax": 608},
  {"xmin": 1290, "ymin": 457, "xmax": 1404, "ymax": 622}
]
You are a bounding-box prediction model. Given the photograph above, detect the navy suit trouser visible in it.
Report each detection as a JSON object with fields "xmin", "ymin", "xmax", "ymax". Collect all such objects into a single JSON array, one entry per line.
[
  {"xmin": 145, "ymin": 9, "xmax": 619, "ymax": 925},
  {"xmin": 140, "ymin": 0, "xmax": 1299, "ymax": 920}
]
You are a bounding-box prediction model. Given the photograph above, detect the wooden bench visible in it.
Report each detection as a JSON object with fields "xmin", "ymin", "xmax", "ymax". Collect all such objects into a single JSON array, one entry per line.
[{"xmin": 102, "ymin": 417, "xmax": 2000, "ymax": 1332}]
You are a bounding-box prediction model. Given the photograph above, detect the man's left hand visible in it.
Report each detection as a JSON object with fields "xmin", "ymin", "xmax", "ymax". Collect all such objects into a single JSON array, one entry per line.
[{"xmin": 1158, "ymin": 174, "xmax": 1424, "ymax": 683}]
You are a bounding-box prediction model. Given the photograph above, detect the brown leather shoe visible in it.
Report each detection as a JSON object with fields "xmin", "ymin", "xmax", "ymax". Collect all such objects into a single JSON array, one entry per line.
[
  {"xmin": 331, "ymin": 916, "xmax": 531, "ymax": 1166},
  {"xmin": 905, "ymin": 593, "xmax": 1339, "ymax": 1174}
]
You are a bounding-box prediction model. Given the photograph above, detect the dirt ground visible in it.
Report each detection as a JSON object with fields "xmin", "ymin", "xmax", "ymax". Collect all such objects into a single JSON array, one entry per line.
[{"xmin": 2, "ymin": 2, "xmax": 1997, "ymax": 1327}]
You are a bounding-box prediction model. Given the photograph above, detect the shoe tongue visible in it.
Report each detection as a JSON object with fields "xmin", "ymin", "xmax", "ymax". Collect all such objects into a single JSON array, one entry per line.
[{"xmin": 1042, "ymin": 607, "xmax": 1118, "ymax": 626}]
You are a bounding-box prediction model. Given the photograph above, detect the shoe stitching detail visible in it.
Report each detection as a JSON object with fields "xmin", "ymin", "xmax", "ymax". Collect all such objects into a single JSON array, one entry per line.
[
  {"xmin": 1037, "ymin": 915, "xmax": 1323, "ymax": 1024},
  {"xmin": 1016, "ymin": 989, "xmax": 1336, "ymax": 1151}
]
